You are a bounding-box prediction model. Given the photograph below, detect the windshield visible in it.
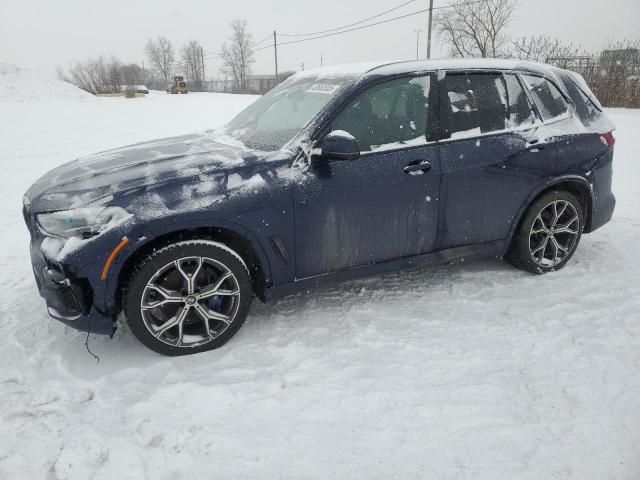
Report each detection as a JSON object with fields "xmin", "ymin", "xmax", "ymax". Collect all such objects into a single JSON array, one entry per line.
[{"xmin": 218, "ymin": 74, "xmax": 355, "ymax": 151}]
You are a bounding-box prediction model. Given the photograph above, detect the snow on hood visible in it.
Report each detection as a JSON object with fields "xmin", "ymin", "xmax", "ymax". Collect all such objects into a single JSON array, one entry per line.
[{"xmin": 24, "ymin": 132, "xmax": 278, "ymax": 212}]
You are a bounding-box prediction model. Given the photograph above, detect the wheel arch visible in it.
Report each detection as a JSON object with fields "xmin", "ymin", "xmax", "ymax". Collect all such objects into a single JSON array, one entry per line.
[
  {"xmin": 111, "ymin": 221, "xmax": 272, "ymax": 317},
  {"xmin": 506, "ymin": 176, "xmax": 594, "ymax": 250}
]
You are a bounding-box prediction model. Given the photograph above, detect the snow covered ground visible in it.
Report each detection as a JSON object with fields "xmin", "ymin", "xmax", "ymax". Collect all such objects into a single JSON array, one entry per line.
[{"xmin": 1, "ymin": 69, "xmax": 639, "ymax": 480}]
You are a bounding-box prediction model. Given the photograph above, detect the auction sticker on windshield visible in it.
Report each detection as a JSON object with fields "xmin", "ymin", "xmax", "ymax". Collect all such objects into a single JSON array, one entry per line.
[{"xmin": 306, "ymin": 83, "xmax": 341, "ymax": 94}]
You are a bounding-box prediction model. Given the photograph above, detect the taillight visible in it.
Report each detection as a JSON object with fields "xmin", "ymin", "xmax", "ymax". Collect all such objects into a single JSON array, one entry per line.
[{"xmin": 600, "ymin": 131, "xmax": 616, "ymax": 148}]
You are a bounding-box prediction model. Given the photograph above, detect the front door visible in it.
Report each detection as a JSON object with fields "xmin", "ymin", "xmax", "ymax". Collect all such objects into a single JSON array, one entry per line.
[{"xmin": 293, "ymin": 74, "xmax": 441, "ymax": 279}]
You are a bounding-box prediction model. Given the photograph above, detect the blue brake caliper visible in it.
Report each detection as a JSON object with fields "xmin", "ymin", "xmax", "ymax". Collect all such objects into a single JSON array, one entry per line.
[{"xmin": 206, "ymin": 270, "xmax": 223, "ymax": 312}]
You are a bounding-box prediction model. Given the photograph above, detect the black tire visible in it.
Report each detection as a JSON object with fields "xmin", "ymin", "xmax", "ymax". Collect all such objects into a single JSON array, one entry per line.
[
  {"xmin": 505, "ymin": 190, "xmax": 584, "ymax": 274},
  {"xmin": 123, "ymin": 240, "xmax": 253, "ymax": 356}
]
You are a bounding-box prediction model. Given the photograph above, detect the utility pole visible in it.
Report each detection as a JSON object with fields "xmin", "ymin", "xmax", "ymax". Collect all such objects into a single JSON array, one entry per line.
[
  {"xmin": 426, "ymin": 0, "xmax": 434, "ymax": 59},
  {"xmin": 320, "ymin": 53, "xmax": 323, "ymax": 67},
  {"xmin": 413, "ymin": 29, "xmax": 421, "ymax": 60},
  {"xmin": 200, "ymin": 46, "xmax": 206, "ymax": 91},
  {"xmin": 273, "ymin": 30, "xmax": 279, "ymax": 82}
]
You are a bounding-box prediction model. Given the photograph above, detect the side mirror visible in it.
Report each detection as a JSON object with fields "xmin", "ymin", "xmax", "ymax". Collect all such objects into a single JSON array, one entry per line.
[{"xmin": 315, "ymin": 130, "xmax": 360, "ymax": 163}]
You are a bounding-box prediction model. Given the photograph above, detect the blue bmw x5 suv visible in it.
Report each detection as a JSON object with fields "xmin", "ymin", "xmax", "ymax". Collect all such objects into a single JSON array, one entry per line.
[{"xmin": 23, "ymin": 59, "xmax": 616, "ymax": 355}]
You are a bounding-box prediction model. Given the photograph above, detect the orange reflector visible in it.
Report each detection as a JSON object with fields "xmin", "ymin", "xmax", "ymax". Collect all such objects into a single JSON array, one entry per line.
[{"xmin": 101, "ymin": 237, "xmax": 129, "ymax": 280}]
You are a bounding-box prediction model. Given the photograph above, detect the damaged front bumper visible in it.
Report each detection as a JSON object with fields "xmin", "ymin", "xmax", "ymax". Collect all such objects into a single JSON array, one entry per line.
[
  {"xmin": 25, "ymin": 200, "xmax": 117, "ymax": 335},
  {"xmin": 29, "ymin": 240, "xmax": 116, "ymax": 335}
]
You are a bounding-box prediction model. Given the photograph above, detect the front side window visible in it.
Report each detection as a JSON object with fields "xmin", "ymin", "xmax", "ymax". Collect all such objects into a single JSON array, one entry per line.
[
  {"xmin": 331, "ymin": 76, "xmax": 431, "ymax": 153},
  {"xmin": 521, "ymin": 74, "xmax": 570, "ymax": 121}
]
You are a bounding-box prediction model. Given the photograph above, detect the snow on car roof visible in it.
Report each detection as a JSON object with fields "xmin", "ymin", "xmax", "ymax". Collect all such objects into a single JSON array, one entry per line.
[
  {"xmin": 371, "ymin": 58, "xmax": 552, "ymax": 75},
  {"xmin": 294, "ymin": 61, "xmax": 394, "ymax": 79},
  {"xmin": 295, "ymin": 58, "xmax": 556, "ymax": 81}
]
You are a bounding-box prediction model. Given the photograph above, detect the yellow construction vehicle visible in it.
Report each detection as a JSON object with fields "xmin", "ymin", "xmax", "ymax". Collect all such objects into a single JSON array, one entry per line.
[{"xmin": 166, "ymin": 76, "xmax": 188, "ymax": 94}]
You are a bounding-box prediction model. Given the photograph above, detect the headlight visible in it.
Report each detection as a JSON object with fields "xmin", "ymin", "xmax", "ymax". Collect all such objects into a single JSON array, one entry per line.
[{"xmin": 37, "ymin": 206, "xmax": 131, "ymax": 239}]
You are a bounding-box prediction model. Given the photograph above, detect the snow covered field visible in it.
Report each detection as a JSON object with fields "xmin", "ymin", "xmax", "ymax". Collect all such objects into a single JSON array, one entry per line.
[{"xmin": 1, "ymin": 68, "xmax": 639, "ymax": 479}]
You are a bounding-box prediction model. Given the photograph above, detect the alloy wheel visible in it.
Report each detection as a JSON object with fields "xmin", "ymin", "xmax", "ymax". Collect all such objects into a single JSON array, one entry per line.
[
  {"xmin": 528, "ymin": 200, "xmax": 581, "ymax": 267},
  {"xmin": 140, "ymin": 256, "xmax": 240, "ymax": 347}
]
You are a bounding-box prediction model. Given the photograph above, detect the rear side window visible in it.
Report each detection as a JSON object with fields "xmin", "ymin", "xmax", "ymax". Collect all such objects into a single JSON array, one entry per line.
[
  {"xmin": 331, "ymin": 76, "xmax": 431, "ymax": 152},
  {"xmin": 440, "ymin": 72, "xmax": 535, "ymax": 139},
  {"xmin": 503, "ymin": 73, "xmax": 537, "ymax": 128},
  {"xmin": 521, "ymin": 75, "xmax": 569, "ymax": 121},
  {"xmin": 441, "ymin": 73, "xmax": 506, "ymax": 138}
]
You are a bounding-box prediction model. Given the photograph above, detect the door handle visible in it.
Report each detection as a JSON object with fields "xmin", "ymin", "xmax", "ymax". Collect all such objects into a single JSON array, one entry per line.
[
  {"xmin": 526, "ymin": 137, "xmax": 549, "ymax": 152},
  {"xmin": 403, "ymin": 160, "xmax": 432, "ymax": 174},
  {"xmin": 526, "ymin": 143, "xmax": 547, "ymax": 152}
]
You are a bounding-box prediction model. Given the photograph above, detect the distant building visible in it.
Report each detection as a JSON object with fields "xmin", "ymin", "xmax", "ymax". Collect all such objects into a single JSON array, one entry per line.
[
  {"xmin": 545, "ymin": 55, "xmax": 595, "ymax": 70},
  {"xmin": 600, "ymin": 48, "xmax": 640, "ymax": 66}
]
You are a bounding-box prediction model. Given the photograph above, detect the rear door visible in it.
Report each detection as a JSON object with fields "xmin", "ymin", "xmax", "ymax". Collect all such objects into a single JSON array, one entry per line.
[
  {"xmin": 436, "ymin": 70, "xmax": 555, "ymax": 249},
  {"xmin": 520, "ymin": 73, "xmax": 596, "ymax": 175},
  {"xmin": 293, "ymin": 74, "xmax": 441, "ymax": 279}
]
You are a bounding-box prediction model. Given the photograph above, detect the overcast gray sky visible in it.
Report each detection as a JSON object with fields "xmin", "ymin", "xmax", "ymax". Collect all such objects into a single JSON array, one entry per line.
[{"xmin": 1, "ymin": 0, "xmax": 638, "ymax": 77}]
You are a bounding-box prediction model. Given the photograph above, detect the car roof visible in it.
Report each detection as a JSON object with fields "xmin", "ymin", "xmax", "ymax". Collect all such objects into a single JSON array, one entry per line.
[
  {"xmin": 367, "ymin": 58, "xmax": 556, "ymax": 77},
  {"xmin": 299, "ymin": 58, "xmax": 558, "ymax": 80}
]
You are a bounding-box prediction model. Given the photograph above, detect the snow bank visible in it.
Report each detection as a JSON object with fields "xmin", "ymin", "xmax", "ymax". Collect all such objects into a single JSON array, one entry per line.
[{"xmin": 0, "ymin": 63, "xmax": 94, "ymax": 103}]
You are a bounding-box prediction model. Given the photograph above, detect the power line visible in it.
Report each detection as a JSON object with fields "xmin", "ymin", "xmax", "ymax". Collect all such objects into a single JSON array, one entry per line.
[
  {"xmin": 254, "ymin": 0, "xmax": 485, "ymax": 52},
  {"xmin": 278, "ymin": 0, "xmax": 418, "ymax": 37},
  {"xmin": 204, "ymin": 33, "xmax": 275, "ymax": 61},
  {"xmin": 256, "ymin": 8, "xmax": 428, "ymax": 50},
  {"xmin": 208, "ymin": 0, "xmax": 487, "ymax": 69},
  {"xmin": 251, "ymin": 33, "xmax": 273, "ymax": 48}
]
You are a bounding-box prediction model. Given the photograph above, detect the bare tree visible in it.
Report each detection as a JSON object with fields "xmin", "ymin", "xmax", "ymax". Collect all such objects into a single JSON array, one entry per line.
[
  {"xmin": 57, "ymin": 56, "xmax": 123, "ymax": 94},
  {"xmin": 219, "ymin": 19, "xmax": 255, "ymax": 93},
  {"xmin": 585, "ymin": 39, "xmax": 640, "ymax": 108},
  {"xmin": 180, "ymin": 40, "xmax": 205, "ymax": 89},
  {"xmin": 146, "ymin": 36, "xmax": 175, "ymax": 82},
  {"xmin": 510, "ymin": 35, "xmax": 582, "ymax": 62},
  {"xmin": 121, "ymin": 63, "xmax": 144, "ymax": 87},
  {"xmin": 120, "ymin": 63, "xmax": 145, "ymax": 96},
  {"xmin": 435, "ymin": 0, "xmax": 518, "ymax": 58}
]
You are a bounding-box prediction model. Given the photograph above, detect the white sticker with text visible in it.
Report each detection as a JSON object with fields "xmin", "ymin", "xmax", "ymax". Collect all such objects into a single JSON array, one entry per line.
[{"xmin": 306, "ymin": 83, "xmax": 340, "ymax": 94}]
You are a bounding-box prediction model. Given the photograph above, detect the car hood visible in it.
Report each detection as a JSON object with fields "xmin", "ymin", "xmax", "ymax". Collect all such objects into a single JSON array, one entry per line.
[{"xmin": 24, "ymin": 132, "xmax": 279, "ymax": 213}]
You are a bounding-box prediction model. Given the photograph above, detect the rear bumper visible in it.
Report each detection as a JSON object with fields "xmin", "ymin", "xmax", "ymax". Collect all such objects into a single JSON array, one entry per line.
[
  {"xmin": 29, "ymin": 238, "xmax": 115, "ymax": 335},
  {"xmin": 585, "ymin": 149, "xmax": 616, "ymax": 233},
  {"xmin": 588, "ymin": 190, "xmax": 616, "ymax": 232}
]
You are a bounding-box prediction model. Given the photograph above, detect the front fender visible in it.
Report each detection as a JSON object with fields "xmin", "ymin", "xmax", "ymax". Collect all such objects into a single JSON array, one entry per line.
[{"xmin": 94, "ymin": 215, "xmax": 275, "ymax": 314}]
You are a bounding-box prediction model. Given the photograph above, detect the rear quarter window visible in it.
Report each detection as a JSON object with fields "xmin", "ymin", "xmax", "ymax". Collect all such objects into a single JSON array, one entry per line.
[
  {"xmin": 560, "ymin": 75, "xmax": 603, "ymax": 124},
  {"xmin": 522, "ymin": 74, "xmax": 570, "ymax": 121}
]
